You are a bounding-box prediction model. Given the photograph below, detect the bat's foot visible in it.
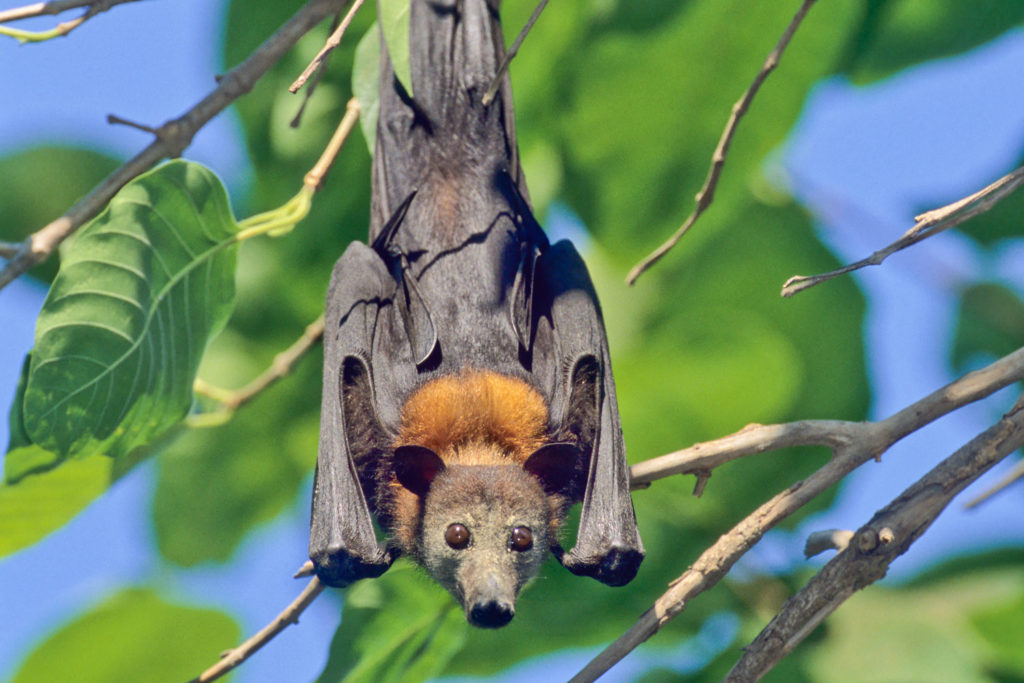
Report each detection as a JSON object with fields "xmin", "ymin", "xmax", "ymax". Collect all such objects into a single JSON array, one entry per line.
[
  {"xmin": 553, "ymin": 543, "xmax": 644, "ymax": 587},
  {"xmin": 310, "ymin": 548, "xmax": 392, "ymax": 588}
]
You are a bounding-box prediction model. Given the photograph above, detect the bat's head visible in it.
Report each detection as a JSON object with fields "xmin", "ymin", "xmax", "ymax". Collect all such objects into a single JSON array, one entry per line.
[{"xmin": 393, "ymin": 443, "xmax": 578, "ymax": 628}]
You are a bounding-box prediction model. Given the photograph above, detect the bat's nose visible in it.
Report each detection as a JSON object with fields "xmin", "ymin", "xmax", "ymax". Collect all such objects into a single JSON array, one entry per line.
[{"xmin": 468, "ymin": 599, "xmax": 514, "ymax": 628}]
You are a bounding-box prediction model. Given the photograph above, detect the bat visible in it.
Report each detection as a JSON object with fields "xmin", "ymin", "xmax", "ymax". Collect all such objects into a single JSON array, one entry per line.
[{"xmin": 309, "ymin": 0, "xmax": 643, "ymax": 628}]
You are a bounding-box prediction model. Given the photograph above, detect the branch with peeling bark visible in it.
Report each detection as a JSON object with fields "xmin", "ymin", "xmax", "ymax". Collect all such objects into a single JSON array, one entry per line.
[
  {"xmin": 782, "ymin": 164, "xmax": 1024, "ymax": 297},
  {"xmin": 570, "ymin": 345, "xmax": 1024, "ymax": 683},
  {"xmin": 0, "ymin": 0, "xmax": 348, "ymax": 292},
  {"xmin": 726, "ymin": 393, "xmax": 1024, "ymax": 681},
  {"xmin": 625, "ymin": 0, "xmax": 818, "ymax": 286}
]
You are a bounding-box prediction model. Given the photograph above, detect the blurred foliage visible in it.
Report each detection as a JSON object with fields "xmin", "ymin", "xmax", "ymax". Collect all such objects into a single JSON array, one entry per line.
[
  {"xmin": 10, "ymin": 588, "xmax": 238, "ymax": 683},
  {"xmin": 953, "ymin": 282, "xmax": 1024, "ymax": 373},
  {"xmin": 2, "ymin": 0, "xmax": 1024, "ymax": 681},
  {"xmin": 838, "ymin": 0, "xmax": 1024, "ymax": 83},
  {"xmin": 0, "ymin": 146, "xmax": 119, "ymax": 283}
]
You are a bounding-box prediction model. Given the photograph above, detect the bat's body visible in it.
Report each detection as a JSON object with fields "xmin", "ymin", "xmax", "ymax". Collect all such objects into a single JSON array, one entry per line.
[{"xmin": 310, "ymin": 0, "xmax": 643, "ymax": 627}]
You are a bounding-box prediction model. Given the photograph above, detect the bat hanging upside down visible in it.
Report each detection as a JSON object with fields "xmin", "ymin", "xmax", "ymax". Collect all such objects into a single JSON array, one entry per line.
[{"xmin": 309, "ymin": 0, "xmax": 643, "ymax": 628}]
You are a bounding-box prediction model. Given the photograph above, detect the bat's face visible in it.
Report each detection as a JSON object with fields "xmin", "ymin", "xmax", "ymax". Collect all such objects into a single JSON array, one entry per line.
[{"xmin": 418, "ymin": 464, "xmax": 553, "ymax": 628}]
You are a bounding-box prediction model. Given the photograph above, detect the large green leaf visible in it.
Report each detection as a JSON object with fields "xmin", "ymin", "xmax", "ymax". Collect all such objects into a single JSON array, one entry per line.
[
  {"xmin": 970, "ymin": 589, "xmax": 1024, "ymax": 676},
  {"xmin": 10, "ymin": 588, "xmax": 238, "ymax": 683},
  {"xmin": 0, "ymin": 451, "xmax": 111, "ymax": 558},
  {"xmin": 20, "ymin": 160, "xmax": 238, "ymax": 463},
  {"xmin": 316, "ymin": 563, "xmax": 467, "ymax": 682}
]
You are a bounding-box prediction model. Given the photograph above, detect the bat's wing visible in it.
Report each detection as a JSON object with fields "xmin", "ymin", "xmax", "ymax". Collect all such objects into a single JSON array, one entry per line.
[
  {"xmin": 536, "ymin": 239, "xmax": 644, "ymax": 587},
  {"xmin": 309, "ymin": 241, "xmax": 397, "ymax": 586}
]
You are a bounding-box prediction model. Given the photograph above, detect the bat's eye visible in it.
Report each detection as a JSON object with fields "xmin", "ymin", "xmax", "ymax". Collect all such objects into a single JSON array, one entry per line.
[
  {"xmin": 445, "ymin": 523, "xmax": 470, "ymax": 549},
  {"xmin": 509, "ymin": 526, "xmax": 533, "ymax": 552}
]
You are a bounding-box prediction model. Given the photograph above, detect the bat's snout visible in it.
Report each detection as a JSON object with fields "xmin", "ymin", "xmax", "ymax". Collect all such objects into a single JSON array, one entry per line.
[{"xmin": 468, "ymin": 598, "xmax": 514, "ymax": 628}]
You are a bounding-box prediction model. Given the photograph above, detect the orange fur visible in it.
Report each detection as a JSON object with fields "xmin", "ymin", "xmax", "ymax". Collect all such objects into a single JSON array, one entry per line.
[{"xmin": 395, "ymin": 371, "xmax": 548, "ymax": 464}]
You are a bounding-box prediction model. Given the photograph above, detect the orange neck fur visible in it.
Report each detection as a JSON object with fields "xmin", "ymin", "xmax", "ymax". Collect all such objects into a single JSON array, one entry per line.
[{"xmin": 395, "ymin": 370, "xmax": 549, "ymax": 463}]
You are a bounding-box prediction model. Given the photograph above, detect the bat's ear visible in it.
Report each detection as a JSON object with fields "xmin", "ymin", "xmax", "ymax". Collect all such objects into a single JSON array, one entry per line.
[
  {"xmin": 394, "ymin": 445, "xmax": 446, "ymax": 497},
  {"xmin": 523, "ymin": 443, "xmax": 581, "ymax": 495}
]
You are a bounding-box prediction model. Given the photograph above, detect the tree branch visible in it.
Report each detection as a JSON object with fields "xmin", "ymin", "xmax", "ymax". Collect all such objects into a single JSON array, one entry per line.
[
  {"xmin": 289, "ymin": 0, "xmax": 365, "ymax": 94},
  {"xmin": 782, "ymin": 164, "xmax": 1024, "ymax": 297},
  {"xmin": 0, "ymin": 0, "xmax": 347, "ymax": 292},
  {"xmin": 726, "ymin": 393, "xmax": 1024, "ymax": 681},
  {"xmin": 480, "ymin": 0, "xmax": 549, "ymax": 107},
  {"xmin": 0, "ymin": 0, "xmax": 142, "ymax": 43},
  {"xmin": 190, "ymin": 577, "xmax": 326, "ymax": 683},
  {"xmin": 574, "ymin": 345, "xmax": 1024, "ymax": 682},
  {"xmin": 625, "ymin": 0, "xmax": 818, "ymax": 286}
]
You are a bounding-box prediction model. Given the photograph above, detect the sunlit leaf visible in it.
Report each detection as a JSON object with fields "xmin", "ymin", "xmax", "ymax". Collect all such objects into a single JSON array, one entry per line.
[
  {"xmin": 353, "ymin": 22, "xmax": 382, "ymax": 155},
  {"xmin": 10, "ymin": 588, "xmax": 238, "ymax": 683},
  {"xmin": 0, "ymin": 451, "xmax": 111, "ymax": 558},
  {"xmin": 379, "ymin": 0, "xmax": 412, "ymax": 98},
  {"xmin": 21, "ymin": 160, "xmax": 238, "ymax": 463}
]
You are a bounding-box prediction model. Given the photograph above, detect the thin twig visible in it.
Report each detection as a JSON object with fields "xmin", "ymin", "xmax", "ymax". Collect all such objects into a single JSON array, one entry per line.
[
  {"xmin": 572, "ymin": 345, "xmax": 1024, "ymax": 682},
  {"xmin": 0, "ymin": 241, "xmax": 20, "ymax": 258},
  {"xmin": 190, "ymin": 577, "xmax": 326, "ymax": 683},
  {"xmin": 480, "ymin": 0, "xmax": 549, "ymax": 107},
  {"xmin": 304, "ymin": 97, "xmax": 360, "ymax": 190},
  {"xmin": 289, "ymin": 0, "xmax": 365, "ymax": 93},
  {"xmin": 964, "ymin": 455, "xmax": 1024, "ymax": 509},
  {"xmin": 626, "ymin": 0, "xmax": 818, "ymax": 286},
  {"xmin": 106, "ymin": 113, "xmax": 158, "ymax": 134},
  {"xmin": 0, "ymin": 0, "xmax": 346, "ymax": 292},
  {"xmin": 803, "ymin": 529, "xmax": 854, "ymax": 557},
  {"xmin": 782, "ymin": 164, "xmax": 1024, "ymax": 297},
  {"xmin": 192, "ymin": 315, "xmax": 325, "ymax": 421},
  {"xmin": 726, "ymin": 394, "xmax": 1024, "ymax": 681},
  {"xmin": 0, "ymin": 0, "xmax": 140, "ymax": 42}
]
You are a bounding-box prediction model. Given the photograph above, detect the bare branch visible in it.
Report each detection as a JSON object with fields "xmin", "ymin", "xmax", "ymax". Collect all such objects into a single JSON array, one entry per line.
[
  {"xmin": 190, "ymin": 577, "xmax": 326, "ymax": 683},
  {"xmin": 0, "ymin": 0, "xmax": 142, "ymax": 42},
  {"xmin": 480, "ymin": 0, "xmax": 549, "ymax": 107},
  {"xmin": 0, "ymin": 0, "xmax": 347, "ymax": 292},
  {"xmin": 782, "ymin": 164, "xmax": 1024, "ymax": 297},
  {"xmin": 575, "ymin": 345, "xmax": 1024, "ymax": 682},
  {"xmin": 727, "ymin": 394, "xmax": 1024, "ymax": 681},
  {"xmin": 625, "ymin": 0, "xmax": 818, "ymax": 286},
  {"xmin": 289, "ymin": 0, "xmax": 365, "ymax": 94}
]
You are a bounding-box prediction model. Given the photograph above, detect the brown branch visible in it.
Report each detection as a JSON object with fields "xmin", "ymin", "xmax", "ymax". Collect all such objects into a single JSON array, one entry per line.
[
  {"xmin": 803, "ymin": 529, "xmax": 854, "ymax": 557},
  {"xmin": 0, "ymin": 0, "xmax": 141, "ymax": 41},
  {"xmin": 625, "ymin": 0, "xmax": 818, "ymax": 286},
  {"xmin": 0, "ymin": 0, "xmax": 135, "ymax": 23},
  {"xmin": 0, "ymin": 0, "xmax": 346, "ymax": 292},
  {"xmin": 289, "ymin": 0, "xmax": 365, "ymax": 94},
  {"xmin": 782, "ymin": 164, "xmax": 1024, "ymax": 297},
  {"xmin": 190, "ymin": 576, "xmax": 326, "ymax": 683},
  {"xmin": 574, "ymin": 345, "xmax": 1024, "ymax": 682},
  {"xmin": 726, "ymin": 394, "xmax": 1024, "ymax": 681}
]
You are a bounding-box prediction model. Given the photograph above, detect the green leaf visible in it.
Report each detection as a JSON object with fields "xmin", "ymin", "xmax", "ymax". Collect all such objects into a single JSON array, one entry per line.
[
  {"xmin": 6, "ymin": 354, "xmax": 32, "ymax": 454},
  {"xmin": 21, "ymin": 160, "xmax": 239, "ymax": 463},
  {"xmin": 952, "ymin": 283, "xmax": 1024, "ymax": 372},
  {"xmin": 353, "ymin": 22, "xmax": 382, "ymax": 155},
  {"xmin": 379, "ymin": 0, "xmax": 413, "ymax": 98},
  {"xmin": 11, "ymin": 588, "xmax": 239, "ymax": 683},
  {"xmin": 315, "ymin": 563, "xmax": 468, "ymax": 682},
  {"xmin": 0, "ymin": 452, "xmax": 111, "ymax": 558}
]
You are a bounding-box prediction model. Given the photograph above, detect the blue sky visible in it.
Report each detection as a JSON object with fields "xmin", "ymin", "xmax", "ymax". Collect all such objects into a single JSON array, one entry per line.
[{"xmin": 1, "ymin": 3, "xmax": 1023, "ymax": 681}]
